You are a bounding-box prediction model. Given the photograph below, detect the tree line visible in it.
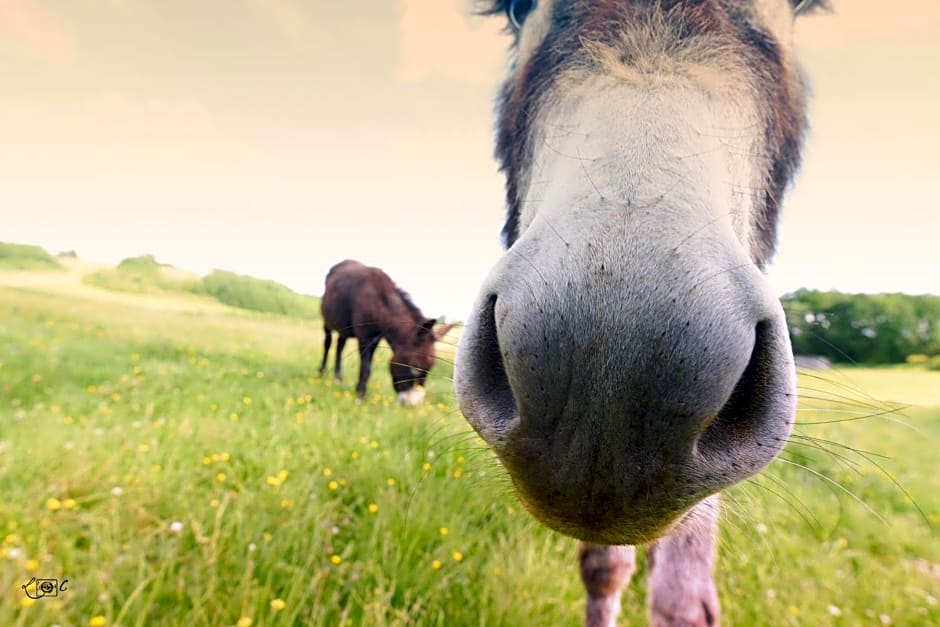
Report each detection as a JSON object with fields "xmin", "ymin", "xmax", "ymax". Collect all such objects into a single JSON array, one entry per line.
[{"xmin": 781, "ymin": 289, "xmax": 940, "ymax": 365}]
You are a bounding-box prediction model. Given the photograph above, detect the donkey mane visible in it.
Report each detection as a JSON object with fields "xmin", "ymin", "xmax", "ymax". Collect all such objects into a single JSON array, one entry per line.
[{"xmin": 393, "ymin": 287, "xmax": 424, "ymax": 322}]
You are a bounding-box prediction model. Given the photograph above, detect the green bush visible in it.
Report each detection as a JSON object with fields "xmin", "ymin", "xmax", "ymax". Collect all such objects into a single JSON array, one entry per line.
[
  {"xmin": 928, "ymin": 356, "xmax": 940, "ymax": 371},
  {"xmin": 0, "ymin": 241, "xmax": 63, "ymax": 270},
  {"xmin": 192, "ymin": 269, "xmax": 319, "ymax": 319},
  {"xmin": 84, "ymin": 255, "xmax": 198, "ymax": 295},
  {"xmin": 906, "ymin": 353, "xmax": 930, "ymax": 365}
]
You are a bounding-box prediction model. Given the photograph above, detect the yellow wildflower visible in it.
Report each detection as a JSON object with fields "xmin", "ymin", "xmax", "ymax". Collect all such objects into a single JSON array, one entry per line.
[
  {"xmin": 328, "ymin": 481, "xmax": 338, "ymax": 491},
  {"xmin": 368, "ymin": 503, "xmax": 379, "ymax": 514},
  {"xmin": 330, "ymin": 554, "xmax": 342, "ymax": 565},
  {"xmin": 89, "ymin": 616, "xmax": 107, "ymax": 627},
  {"xmin": 236, "ymin": 618, "xmax": 252, "ymax": 627},
  {"xmin": 20, "ymin": 597, "xmax": 36, "ymax": 608},
  {"xmin": 322, "ymin": 468, "xmax": 333, "ymax": 477},
  {"xmin": 137, "ymin": 444, "xmax": 150, "ymax": 454},
  {"xmin": 46, "ymin": 498, "xmax": 62, "ymax": 511},
  {"xmin": 25, "ymin": 559, "xmax": 39, "ymax": 572},
  {"xmin": 216, "ymin": 473, "xmax": 227, "ymax": 483},
  {"xmin": 432, "ymin": 560, "xmax": 442, "ymax": 570},
  {"xmin": 452, "ymin": 551, "xmax": 464, "ymax": 562},
  {"xmin": 63, "ymin": 498, "xmax": 77, "ymax": 510},
  {"xmin": 270, "ymin": 598, "xmax": 285, "ymax": 612},
  {"xmin": 242, "ymin": 396, "xmax": 252, "ymax": 405},
  {"xmin": 387, "ymin": 478, "xmax": 396, "ymax": 486},
  {"xmin": 439, "ymin": 527, "xmax": 449, "ymax": 536}
]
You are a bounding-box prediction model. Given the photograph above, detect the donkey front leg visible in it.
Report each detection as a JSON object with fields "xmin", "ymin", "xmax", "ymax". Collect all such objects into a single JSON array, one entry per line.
[
  {"xmin": 355, "ymin": 335, "xmax": 380, "ymax": 399},
  {"xmin": 579, "ymin": 543, "xmax": 637, "ymax": 627},
  {"xmin": 647, "ymin": 496, "xmax": 721, "ymax": 627}
]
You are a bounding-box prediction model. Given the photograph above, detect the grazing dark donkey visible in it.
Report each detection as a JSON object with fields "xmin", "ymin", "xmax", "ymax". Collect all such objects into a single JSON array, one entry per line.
[
  {"xmin": 456, "ymin": 1, "xmax": 828, "ymax": 625},
  {"xmin": 320, "ymin": 260, "xmax": 453, "ymax": 405}
]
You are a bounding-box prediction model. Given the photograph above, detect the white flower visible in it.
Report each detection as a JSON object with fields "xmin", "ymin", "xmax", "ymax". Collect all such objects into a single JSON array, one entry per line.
[
  {"xmin": 111, "ymin": 486, "xmax": 123, "ymax": 496},
  {"xmin": 64, "ymin": 441, "xmax": 75, "ymax": 451},
  {"xmin": 169, "ymin": 521, "xmax": 183, "ymax": 534},
  {"xmin": 7, "ymin": 547, "xmax": 22, "ymax": 559},
  {"xmin": 248, "ymin": 543, "xmax": 257, "ymax": 553},
  {"xmin": 827, "ymin": 605, "xmax": 842, "ymax": 617}
]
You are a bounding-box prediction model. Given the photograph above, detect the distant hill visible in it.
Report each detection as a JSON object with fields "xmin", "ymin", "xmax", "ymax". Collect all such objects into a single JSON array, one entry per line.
[
  {"xmin": 82, "ymin": 252, "xmax": 319, "ymax": 319},
  {"xmin": 84, "ymin": 254, "xmax": 201, "ymax": 295},
  {"xmin": 0, "ymin": 242, "xmax": 63, "ymax": 270}
]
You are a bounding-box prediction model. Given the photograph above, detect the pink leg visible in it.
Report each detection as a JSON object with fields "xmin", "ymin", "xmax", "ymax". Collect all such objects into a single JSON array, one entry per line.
[
  {"xmin": 579, "ymin": 543, "xmax": 637, "ymax": 627},
  {"xmin": 647, "ymin": 496, "xmax": 721, "ymax": 627}
]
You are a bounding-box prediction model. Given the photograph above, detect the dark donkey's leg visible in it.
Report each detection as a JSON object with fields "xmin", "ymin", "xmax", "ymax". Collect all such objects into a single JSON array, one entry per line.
[
  {"xmin": 319, "ymin": 327, "xmax": 332, "ymax": 375},
  {"xmin": 355, "ymin": 335, "xmax": 381, "ymax": 399},
  {"xmin": 647, "ymin": 496, "xmax": 721, "ymax": 627},
  {"xmin": 334, "ymin": 334, "xmax": 348, "ymax": 382},
  {"xmin": 579, "ymin": 543, "xmax": 637, "ymax": 627}
]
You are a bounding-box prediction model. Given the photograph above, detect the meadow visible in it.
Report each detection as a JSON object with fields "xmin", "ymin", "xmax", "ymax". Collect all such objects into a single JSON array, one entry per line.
[{"xmin": 1, "ymin": 264, "xmax": 938, "ymax": 626}]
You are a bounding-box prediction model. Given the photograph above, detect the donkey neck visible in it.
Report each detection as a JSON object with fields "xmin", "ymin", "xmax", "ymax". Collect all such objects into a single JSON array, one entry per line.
[{"xmin": 376, "ymin": 291, "xmax": 424, "ymax": 350}]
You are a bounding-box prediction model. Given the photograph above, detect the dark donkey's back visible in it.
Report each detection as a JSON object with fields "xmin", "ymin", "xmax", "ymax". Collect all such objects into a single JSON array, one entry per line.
[{"xmin": 320, "ymin": 260, "xmax": 451, "ymax": 405}]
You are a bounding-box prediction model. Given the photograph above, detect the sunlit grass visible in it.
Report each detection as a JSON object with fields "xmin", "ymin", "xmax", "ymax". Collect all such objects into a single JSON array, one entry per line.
[{"xmin": 1, "ymin": 281, "xmax": 937, "ymax": 626}]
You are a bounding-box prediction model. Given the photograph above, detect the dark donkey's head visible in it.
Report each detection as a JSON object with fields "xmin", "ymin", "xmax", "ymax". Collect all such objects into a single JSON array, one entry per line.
[
  {"xmin": 390, "ymin": 317, "xmax": 442, "ymax": 405},
  {"xmin": 456, "ymin": 0, "xmax": 823, "ymax": 545}
]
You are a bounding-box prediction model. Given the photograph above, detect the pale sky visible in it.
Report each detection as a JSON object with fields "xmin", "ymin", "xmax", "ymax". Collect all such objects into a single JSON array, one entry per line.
[{"xmin": 2, "ymin": 0, "xmax": 938, "ymax": 318}]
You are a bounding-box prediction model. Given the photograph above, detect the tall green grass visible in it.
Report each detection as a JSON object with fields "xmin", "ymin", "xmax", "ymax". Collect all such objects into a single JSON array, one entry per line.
[{"xmin": 0, "ymin": 283, "xmax": 937, "ymax": 626}]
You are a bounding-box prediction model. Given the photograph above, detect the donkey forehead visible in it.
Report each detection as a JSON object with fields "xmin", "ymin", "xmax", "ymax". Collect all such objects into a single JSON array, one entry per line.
[
  {"xmin": 512, "ymin": 0, "xmax": 797, "ymax": 68},
  {"xmin": 494, "ymin": 0, "xmax": 808, "ymax": 263}
]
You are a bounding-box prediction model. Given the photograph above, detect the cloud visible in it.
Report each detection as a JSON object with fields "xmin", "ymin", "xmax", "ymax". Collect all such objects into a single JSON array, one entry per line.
[
  {"xmin": 248, "ymin": 0, "xmax": 321, "ymax": 60},
  {"xmin": 397, "ymin": 0, "xmax": 506, "ymax": 84},
  {"xmin": 0, "ymin": 0, "xmax": 75, "ymax": 64},
  {"xmin": 796, "ymin": 0, "xmax": 940, "ymax": 49},
  {"xmin": 0, "ymin": 91, "xmax": 250, "ymax": 176}
]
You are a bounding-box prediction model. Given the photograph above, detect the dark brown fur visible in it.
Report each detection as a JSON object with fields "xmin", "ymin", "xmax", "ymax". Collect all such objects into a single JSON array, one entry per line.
[{"xmin": 319, "ymin": 260, "xmax": 440, "ymax": 399}]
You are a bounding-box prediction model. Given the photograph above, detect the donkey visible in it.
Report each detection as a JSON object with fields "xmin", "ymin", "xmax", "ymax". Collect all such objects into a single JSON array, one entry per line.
[
  {"xmin": 320, "ymin": 260, "xmax": 454, "ymax": 405},
  {"xmin": 455, "ymin": 1, "xmax": 827, "ymax": 625}
]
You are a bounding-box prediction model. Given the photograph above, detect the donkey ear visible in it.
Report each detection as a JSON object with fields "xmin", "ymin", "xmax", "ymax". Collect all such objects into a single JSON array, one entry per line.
[
  {"xmin": 433, "ymin": 322, "xmax": 457, "ymax": 341},
  {"xmin": 419, "ymin": 318, "xmax": 438, "ymax": 335}
]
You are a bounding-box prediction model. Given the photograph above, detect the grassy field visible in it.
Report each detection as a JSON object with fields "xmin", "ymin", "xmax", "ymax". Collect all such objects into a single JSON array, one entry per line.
[{"xmin": 1, "ymin": 267, "xmax": 938, "ymax": 626}]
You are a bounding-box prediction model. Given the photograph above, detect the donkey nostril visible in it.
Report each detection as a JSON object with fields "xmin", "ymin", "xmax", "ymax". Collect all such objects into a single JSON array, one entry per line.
[
  {"xmin": 697, "ymin": 320, "xmax": 780, "ymax": 451},
  {"xmin": 457, "ymin": 293, "xmax": 519, "ymax": 436}
]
